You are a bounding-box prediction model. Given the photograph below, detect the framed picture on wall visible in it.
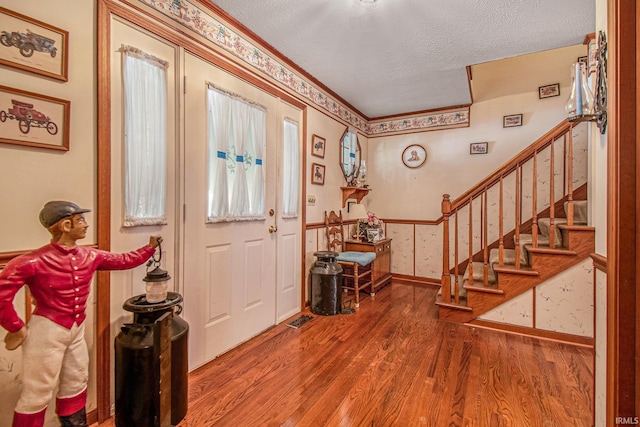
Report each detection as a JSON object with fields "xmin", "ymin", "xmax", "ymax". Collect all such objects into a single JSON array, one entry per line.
[
  {"xmin": 0, "ymin": 84, "xmax": 70, "ymax": 151},
  {"xmin": 0, "ymin": 6, "xmax": 69, "ymax": 81},
  {"xmin": 402, "ymin": 144, "xmax": 426, "ymax": 168},
  {"xmin": 470, "ymin": 142, "xmax": 488, "ymax": 155},
  {"xmin": 503, "ymin": 114, "xmax": 523, "ymax": 128},
  {"xmin": 311, "ymin": 163, "xmax": 325, "ymax": 185},
  {"xmin": 538, "ymin": 83, "xmax": 560, "ymax": 99},
  {"xmin": 311, "ymin": 134, "xmax": 325, "ymax": 158}
]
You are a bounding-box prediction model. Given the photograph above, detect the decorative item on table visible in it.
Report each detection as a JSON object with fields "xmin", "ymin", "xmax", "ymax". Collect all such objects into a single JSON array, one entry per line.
[
  {"xmin": 358, "ymin": 211, "xmax": 383, "ymax": 242},
  {"xmin": 565, "ymin": 61, "xmax": 594, "ymax": 117}
]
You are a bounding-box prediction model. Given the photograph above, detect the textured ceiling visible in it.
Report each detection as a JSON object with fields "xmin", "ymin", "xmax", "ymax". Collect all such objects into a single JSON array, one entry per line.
[{"xmin": 209, "ymin": 0, "xmax": 595, "ymax": 118}]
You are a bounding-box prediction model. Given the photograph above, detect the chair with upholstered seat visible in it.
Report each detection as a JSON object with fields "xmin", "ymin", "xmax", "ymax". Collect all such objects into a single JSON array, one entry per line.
[{"xmin": 324, "ymin": 210, "xmax": 376, "ymax": 308}]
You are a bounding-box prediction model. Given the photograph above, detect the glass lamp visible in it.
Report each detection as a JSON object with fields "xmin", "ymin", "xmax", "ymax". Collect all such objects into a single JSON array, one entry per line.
[
  {"xmin": 143, "ymin": 242, "xmax": 171, "ymax": 303},
  {"xmin": 359, "ymin": 160, "xmax": 367, "ymax": 187}
]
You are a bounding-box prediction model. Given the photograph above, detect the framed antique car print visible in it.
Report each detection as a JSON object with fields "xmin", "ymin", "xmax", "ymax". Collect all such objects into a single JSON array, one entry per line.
[
  {"xmin": 0, "ymin": 6, "xmax": 69, "ymax": 81},
  {"xmin": 0, "ymin": 85, "xmax": 70, "ymax": 151}
]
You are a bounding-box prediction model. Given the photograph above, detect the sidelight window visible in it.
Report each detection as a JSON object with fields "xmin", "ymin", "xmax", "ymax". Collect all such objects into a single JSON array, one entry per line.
[{"xmin": 122, "ymin": 46, "xmax": 168, "ymax": 227}]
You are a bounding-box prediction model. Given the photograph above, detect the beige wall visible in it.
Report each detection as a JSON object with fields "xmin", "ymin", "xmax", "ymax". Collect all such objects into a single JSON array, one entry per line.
[{"xmin": 0, "ymin": 1, "xmax": 97, "ymax": 425}]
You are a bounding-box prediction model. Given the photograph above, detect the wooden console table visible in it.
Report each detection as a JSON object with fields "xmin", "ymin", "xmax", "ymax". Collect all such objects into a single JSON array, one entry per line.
[{"xmin": 345, "ymin": 238, "xmax": 392, "ymax": 294}]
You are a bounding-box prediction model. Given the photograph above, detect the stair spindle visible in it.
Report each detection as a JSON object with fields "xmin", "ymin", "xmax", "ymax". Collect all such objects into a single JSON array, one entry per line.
[
  {"xmin": 483, "ymin": 189, "xmax": 489, "ymax": 285},
  {"xmin": 566, "ymin": 126, "xmax": 574, "ymax": 225},
  {"xmin": 514, "ymin": 164, "xmax": 521, "ymax": 269},
  {"xmin": 441, "ymin": 194, "xmax": 452, "ymax": 303},
  {"xmin": 549, "ymin": 137, "xmax": 556, "ymax": 249},
  {"xmin": 532, "ymin": 151, "xmax": 539, "ymax": 247},
  {"xmin": 499, "ymin": 176, "xmax": 504, "ymax": 266},
  {"xmin": 454, "ymin": 211, "xmax": 459, "ymax": 304},
  {"xmin": 468, "ymin": 196, "xmax": 473, "ymax": 284}
]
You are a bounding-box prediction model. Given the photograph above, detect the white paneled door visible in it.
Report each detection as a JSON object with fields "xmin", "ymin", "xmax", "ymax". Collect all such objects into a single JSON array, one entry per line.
[{"xmin": 183, "ymin": 53, "xmax": 300, "ymax": 369}]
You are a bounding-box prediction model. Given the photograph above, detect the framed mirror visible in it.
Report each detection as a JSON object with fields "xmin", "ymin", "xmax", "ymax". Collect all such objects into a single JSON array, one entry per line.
[{"xmin": 340, "ymin": 128, "xmax": 361, "ymax": 185}]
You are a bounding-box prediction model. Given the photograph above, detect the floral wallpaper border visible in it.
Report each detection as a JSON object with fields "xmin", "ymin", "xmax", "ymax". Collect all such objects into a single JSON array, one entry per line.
[{"xmin": 137, "ymin": 0, "xmax": 470, "ymax": 136}]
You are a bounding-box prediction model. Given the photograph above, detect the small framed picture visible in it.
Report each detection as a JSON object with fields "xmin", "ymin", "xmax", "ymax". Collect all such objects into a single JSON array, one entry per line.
[
  {"xmin": 578, "ymin": 56, "xmax": 588, "ymax": 66},
  {"xmin": 311, "ymin": 163, "xmax": 325, "ymax": 185},
  {"xmin": 366, "ymin": 228, "xmax": 380, "ymax": 243},
  {"xmin": 0, "ymin": 6, "xmax": 69, "ymax": 81},
  {"xmin": 538, "ymin": 83, "xmax": 560, "ymax": 99},
  {"xmin": 311, "ymin": 134, "xmax": 325, "ymax": 158},
  {"xmin": 0, "ymin": 84, "xmax": 70, "ymax": 151},
  {"xmin": 503, "ymin": 114, "xmax": 523, "ymax": 128},
  {"xmin": 402, "ymin": 144, "xmax": 426, "ymax": 168},
  {"xmin": 470, "ymin": 142, "xmax": 488, "ymax": 155}
]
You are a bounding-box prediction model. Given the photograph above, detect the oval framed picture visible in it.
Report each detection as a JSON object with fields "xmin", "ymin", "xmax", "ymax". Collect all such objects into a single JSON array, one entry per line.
[{"xmin": 402, "ymin": 144, "xmax": 426, "ymax": 168}]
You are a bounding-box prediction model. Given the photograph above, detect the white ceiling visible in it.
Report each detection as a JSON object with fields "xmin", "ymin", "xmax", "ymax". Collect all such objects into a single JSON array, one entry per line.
[{"xmin": 208, "ymin": 0, "xmax": 595, "ymax": 119}]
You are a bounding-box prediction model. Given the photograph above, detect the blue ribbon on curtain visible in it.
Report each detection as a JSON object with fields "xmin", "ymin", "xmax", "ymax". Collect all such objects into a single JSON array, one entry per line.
[
  {"xmin": 256, "ymin": 158, "xmax": 262, "ymax": 165},
  {"xmin": 236, "ymin": 155, "xmax": 244, "ymax": 162},
  {"xmin": 350, "ymin": 152, "xmax": 356, "ymax": 158},
  {"xmin": 217, "ymin": 151, "xmax": 226, "ymax": 159}
]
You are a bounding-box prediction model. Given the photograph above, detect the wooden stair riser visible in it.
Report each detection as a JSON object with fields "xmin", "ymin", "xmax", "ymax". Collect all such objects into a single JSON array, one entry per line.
[
  {"xmin": 466, "ymin": 273, "xmax": 539, "ymax": 314},
  {"xmin": 560, "ymin": 227, "xmax": 596, "ymax": 252}
]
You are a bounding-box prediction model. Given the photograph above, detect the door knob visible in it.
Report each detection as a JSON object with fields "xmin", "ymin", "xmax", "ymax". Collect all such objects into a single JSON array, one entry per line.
[{"xmin": 269, "ymin": 225, "xmax": 278, "ymax": 233}]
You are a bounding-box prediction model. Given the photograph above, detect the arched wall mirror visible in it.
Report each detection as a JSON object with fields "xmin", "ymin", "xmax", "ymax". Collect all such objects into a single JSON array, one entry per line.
[{"xmin": 340, "ymin": 128, "xmax": 361, "ymax": 185}]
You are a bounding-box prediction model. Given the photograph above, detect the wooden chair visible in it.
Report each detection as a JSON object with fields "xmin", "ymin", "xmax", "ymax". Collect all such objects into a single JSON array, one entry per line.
[{"xmin": 324, "ymin": 210, "xmax": 376, "ymax": 308}]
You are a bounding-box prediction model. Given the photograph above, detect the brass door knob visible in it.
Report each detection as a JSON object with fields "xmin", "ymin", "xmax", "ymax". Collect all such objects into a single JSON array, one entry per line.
[{"xmin": 269, "ymin": 225, "xmax": 278, "ymax": 233}]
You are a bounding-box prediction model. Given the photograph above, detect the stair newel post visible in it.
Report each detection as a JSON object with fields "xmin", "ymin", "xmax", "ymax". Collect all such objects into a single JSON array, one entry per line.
[
  {"xmin": 566, "ymin": 126, "xmax": 574, "ymax": 226},
  {"xmin": 499, "ymin": 176, "xmax": 504, "ymax": 266},
  {"xmin": 441, "ymin": 194, "xmax": 452, "ymax": 303},
  {"xmin": 532, "ymin": 151, "xmax": 539, "ymax": 247},
  {"xmin": 549, "ymin": 137, "xmax": 556, "ymax": 249},
  {"xmin": 514, "ymin": 164, "xmax": 521, "ymax": 269},
  {"xmin": 483, "ymin": 189, "xmax": 489, "ymax": 286},
  {"xmin": 454, "ymin": 211, "xmax": 459, "ymax": 304},
  {"xmin": 467, "ymin": 196, "xmax": 474, "ymax": 284}
]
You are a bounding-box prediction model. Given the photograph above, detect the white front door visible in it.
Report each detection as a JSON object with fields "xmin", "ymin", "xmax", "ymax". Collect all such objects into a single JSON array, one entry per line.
[{"xmin": 183, "ymin": 53, "xmax": 281, "ymax": 369}]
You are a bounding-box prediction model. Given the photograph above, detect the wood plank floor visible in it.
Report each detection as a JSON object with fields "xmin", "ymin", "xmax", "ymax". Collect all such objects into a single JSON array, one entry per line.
[{"xmin": 97, "ymin": 282, "xmax": 594, "ymax": 427}]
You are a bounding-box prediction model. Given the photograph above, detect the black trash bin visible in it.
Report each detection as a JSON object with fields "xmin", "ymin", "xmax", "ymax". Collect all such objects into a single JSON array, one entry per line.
[
  {"xmin": 115, "ymin": 292, "xmax": 189, "ymax": 427},
  {"xmin": 310, "ymin": 251, "xmax": 343, "ymax": 315}
]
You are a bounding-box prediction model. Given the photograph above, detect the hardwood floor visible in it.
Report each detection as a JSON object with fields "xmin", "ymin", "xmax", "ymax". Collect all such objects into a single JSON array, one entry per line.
[{"xmin": 97, "ymin": 282, "xmax": 594, "ymax": 427}]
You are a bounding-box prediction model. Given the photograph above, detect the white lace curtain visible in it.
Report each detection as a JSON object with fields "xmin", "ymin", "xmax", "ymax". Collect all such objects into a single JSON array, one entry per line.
[
  {"xmin": 122, "ymin": 46, "xmax": 168, "ymax": 226},
  {"xmin": 282, "ymin": 119, "xmax": 299, "ymax": 217},
  {"xmin": 207, "ymin": 84, "xmax": 266, "ymax": 222}
]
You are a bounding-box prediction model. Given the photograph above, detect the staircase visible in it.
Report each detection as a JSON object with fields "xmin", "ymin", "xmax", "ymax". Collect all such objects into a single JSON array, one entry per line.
[{"xmin": 436, "ymin": 119, "xmax": 594, "ymax": 323}]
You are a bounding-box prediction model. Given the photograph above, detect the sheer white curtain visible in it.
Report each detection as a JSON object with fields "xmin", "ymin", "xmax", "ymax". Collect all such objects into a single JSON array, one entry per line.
[
  {"xmin": 207, "ymin": 89, "xmax": 230, "ymax": 218},
  {"xmin": 229, "ymin": 101, "xmax": 250, "ymax": 216},
  {"xmin": 122, "ymin": 47, "xmax": 168, "ymax": 226},
  {"xmin": 250, "ymin": 108, "xmax": 266, "ymax": 215},
  {"xmin": 282, "ymin": 119, "xmax": 299, "ymax": 217},
  {"xmin": 207, "ymin": 84, "xmax": 266, "ymax": 222}
]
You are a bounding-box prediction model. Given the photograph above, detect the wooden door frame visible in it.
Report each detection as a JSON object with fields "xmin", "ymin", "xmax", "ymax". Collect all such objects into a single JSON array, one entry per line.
[
  {"xmin": 606, "ymin": 0, "xmax": 638, "ymax": 422},
  {"xmin": 97, "ymin": 0, "xmax": 307, "ymax": 421}
]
